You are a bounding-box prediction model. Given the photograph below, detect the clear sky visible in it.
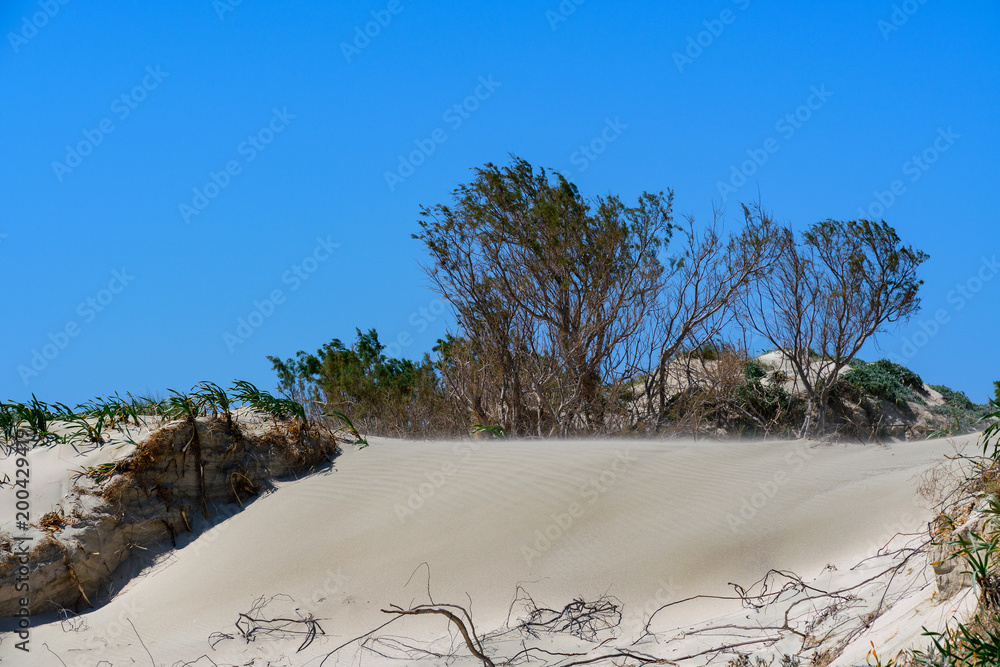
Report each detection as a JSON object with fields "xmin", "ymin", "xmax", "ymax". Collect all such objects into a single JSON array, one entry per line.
[{"xmin": 2, "ymin": 0, "xmax": 998, "ymax": 406}]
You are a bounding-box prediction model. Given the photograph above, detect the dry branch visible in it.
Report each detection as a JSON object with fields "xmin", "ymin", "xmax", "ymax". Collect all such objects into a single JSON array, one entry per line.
[{"xmin": 381, "ymin": 603, "xmax": 495, "ymax": 666}]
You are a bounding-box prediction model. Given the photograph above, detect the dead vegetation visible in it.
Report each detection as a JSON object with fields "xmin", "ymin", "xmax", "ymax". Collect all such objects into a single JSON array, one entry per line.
[
  {"xmin": 305, "ymin": 545, "xmax": 935, "ymax": 667},
  {"xmin": 209, "ymin": 594, "xmax": 326, "ymax": 653},
  {"xmin": 37, "ymin": 510, "xmax": 66, "ymax": 533}
]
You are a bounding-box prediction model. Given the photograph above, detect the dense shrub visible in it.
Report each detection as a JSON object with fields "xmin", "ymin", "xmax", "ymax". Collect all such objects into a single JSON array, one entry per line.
[
  {"xmin": 873, "ymin": 359, "xmax": 925, "ymax": 391},
  {"xmin": 839, "ymin": 359, "xmax": 925, "ymax": 407},
  {"xmin": 737, "ymin": 362, "xmax": 793, "ymax": 431},
  {"xmin": 269, "ymin": 328, "xmax": 463, "ymax": 438},
  {"xmin": 743, "ymin": 360, "xmax": 768, "ymax": 382}
]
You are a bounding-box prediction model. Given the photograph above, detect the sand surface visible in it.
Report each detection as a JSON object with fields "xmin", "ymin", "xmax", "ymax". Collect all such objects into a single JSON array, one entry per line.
[{"xmin": 0, "ymin": 433, "xmax": 978, "ymax": 665}]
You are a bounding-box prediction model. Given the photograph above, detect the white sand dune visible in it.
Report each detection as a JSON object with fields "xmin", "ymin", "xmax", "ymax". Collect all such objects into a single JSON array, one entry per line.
[{"xmin": 0, "ymin": 433, "xmax": 979, "ymax": 665}]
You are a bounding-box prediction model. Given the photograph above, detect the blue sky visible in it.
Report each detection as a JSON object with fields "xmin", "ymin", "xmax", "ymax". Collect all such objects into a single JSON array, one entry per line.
[{"xmin": 2, "ymin": 0, "xmax": 998, "ymax": 405}]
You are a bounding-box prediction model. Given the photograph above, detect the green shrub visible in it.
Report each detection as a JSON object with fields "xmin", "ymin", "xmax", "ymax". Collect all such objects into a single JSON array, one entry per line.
[
  {"xmin": 930, "ymin": 384, "xmax": 992, "ymax": 433},
  {"xmin": 736, "ymin": 362, "xmax": 794, "ymax": 431},
  {"xmin": 743, "ymin": 360, "xmax": 768, "ymax": 383},
  {"xmin": 839, "ymin": 359, "xmax": 925, "ymax": 407},
  {"xmin": 931, "ymin": 384, "xmax": 977, "ymax": 411},
  {"xmin": 269, "ymin": 328, "xmax": 451, "ymax": 438},
  {"xmin": 872, "ymin": 359, "xmax": 924, "ymax": 391}
]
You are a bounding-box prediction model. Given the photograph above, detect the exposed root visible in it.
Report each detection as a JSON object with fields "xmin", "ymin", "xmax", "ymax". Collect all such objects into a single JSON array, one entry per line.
[{"xmin": 56, "ymin": 540, "xmax": 92, "ymax": 610}]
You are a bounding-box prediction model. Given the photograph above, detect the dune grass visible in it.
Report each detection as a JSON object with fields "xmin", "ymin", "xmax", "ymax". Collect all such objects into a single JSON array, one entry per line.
[{"xmin": 0, "ymin": 381, "xmax": 332, "ymax": 455}]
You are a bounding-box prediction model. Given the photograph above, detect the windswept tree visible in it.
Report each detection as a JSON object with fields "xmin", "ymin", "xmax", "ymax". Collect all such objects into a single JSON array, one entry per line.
[
  {"xmin": 736, "ymin": 218, "xmax": 929, "ymax": 436},
  {"xmin": 413, "ymin": 157, "xmax": 671, "ymax": 436}
]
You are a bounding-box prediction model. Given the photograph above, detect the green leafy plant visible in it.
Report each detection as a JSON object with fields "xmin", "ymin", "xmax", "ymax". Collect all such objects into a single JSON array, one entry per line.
[
  {"xmin": 933, "ymin": 384, "xmax": 980, "ymax": 412},
  {"xmin": 470, "ymin": 424, "xmax": 508, "ymax": 439},
  {"xmin": 0, "ymin": 404, "xmax": 21, "ymax": 444},
  {"xmin": 76, "ymin": 393, "xmax": 138, "ymax": 430},
  {"xmin": 982, "ymin": 408, "xmax": 1000, "ymax": 460},
  {"xmin": 64, "ymin": 412, "xmax": 108, "ymax": 444},
  {"xmin": 0, "ymin": 397, "xmax": 62, "ymax": 445},
  {"xmin": 949, "ymin": 529, "xmax": 1000, "ymax": 599},
  {"xmin": 24, "ymin": 394, "xmax": 52, "ymax": 435},
  {"xmin": 131, "ymin": 393, "xmax": 167, "ymax": 418},
  {"xmin": 324, "ymin": 409, "xmax": 368, "ymax": 447},
  {"xmin": 915, "ymin": 617, "xmax": 1000, "ymax": 665},
  {"xmin": 192, "ymin": 381, "xmax": 230, "ymax": 416},
  {"xmin": 49, "ymin": 401, "xmax": 76, "ymax": 419},
  {"xmin": 927, "ymin": 426, "xmax": 957, "ymax": 440},
  {"xmin": 269, "ymin": 328, "xmax": 445, "ymax": 438},
  {"xmin": 231, "ymin": 380, "xmax": 306, "ymax": 425},
  {"xmin": 2, "ymin": 395, "xmax": 58, "ymax": 441},
  {"xmin": 193, "ymin": 381, "xmax": 238, "ymax": 432},
  {"xmin": 163, "ymin": 389, "xmax": 203, "ymax": 422},
  {"xmin": 275, "ymin": 396, "xmax": 307, "ymax": 424},
  {"xmin": 743, "ymin": 360, "xmax": 769, "ymax": 383}
]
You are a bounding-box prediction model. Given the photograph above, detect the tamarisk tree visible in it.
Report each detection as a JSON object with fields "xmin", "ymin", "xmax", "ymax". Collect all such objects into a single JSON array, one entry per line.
[
  {"xmin": 414, "ymin": 156, "xmax": 671, "ymax": 436},
  {"xmin": 644, "ymin": 202, "xmax": 778, "ymax": 424},
  {"xmin": 737, "ymin": 218, "xmax": 929, "ymax": 436}
]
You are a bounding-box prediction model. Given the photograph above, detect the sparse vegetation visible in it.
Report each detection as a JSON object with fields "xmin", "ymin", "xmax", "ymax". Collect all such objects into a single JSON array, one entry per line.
[
  {"xmin": 902, "ymin": 408, "xmax": 1000, "ymax": 664},
  {"xmin": 324, "ymin": 409, "xmax": 368, "ymax": 447},
  {"xmin": 0, "ymin": 381, "xmax": 331, "ymax": 455},
  {"xmin": 63, "ymin": 412, "xmax": 108, "ymax": 444},
  {"xmin": 76, "ymin": 393, "xmax": 144, "ymax": 430},
  {"xmin": 263, "ymin": 326, "xmax": 985, "ymax": 441},
  {"xmin": 726, "ymin": 655, "xmax": 800, "ymax": 667},
  {"xmin": 412, "ymin": 157, "xmax": 785, "ymax": 438},
  {"xmin": 0, "ymin": 164, "xmax": 978, "ymax": 448},
  {"xmin": 231, "ymin": 380, "xmax": 306, "ymax": 426},
  {"xmin": 37, "ymin": 511, "xmax": 66, "ymax": 533},
  {"xmin": 1, "ymin": 382, "xmax": 340, "ymax": 616},
  {"xmin": 71, "ymin": 461, "xmax": 120, "ymax": 484},
  {"xmin": 930, "ymin": 384, "xmax": 993, "ymax": 434},
  {"xmin": 414, "ymin": 157, "xmax": 674, "ymax": 437}
]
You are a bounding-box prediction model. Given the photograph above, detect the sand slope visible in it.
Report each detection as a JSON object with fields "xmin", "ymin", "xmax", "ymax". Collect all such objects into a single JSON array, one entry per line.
[{"xmin": 0, "ymin": 433, "xmax": 977, "ymax": 665}]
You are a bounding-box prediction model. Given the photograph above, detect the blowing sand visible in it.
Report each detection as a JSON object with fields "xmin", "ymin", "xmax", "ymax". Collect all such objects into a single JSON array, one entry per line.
[{"xmin": 0, "ymin": 433, "xmax": 979, "ymax": 665}]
